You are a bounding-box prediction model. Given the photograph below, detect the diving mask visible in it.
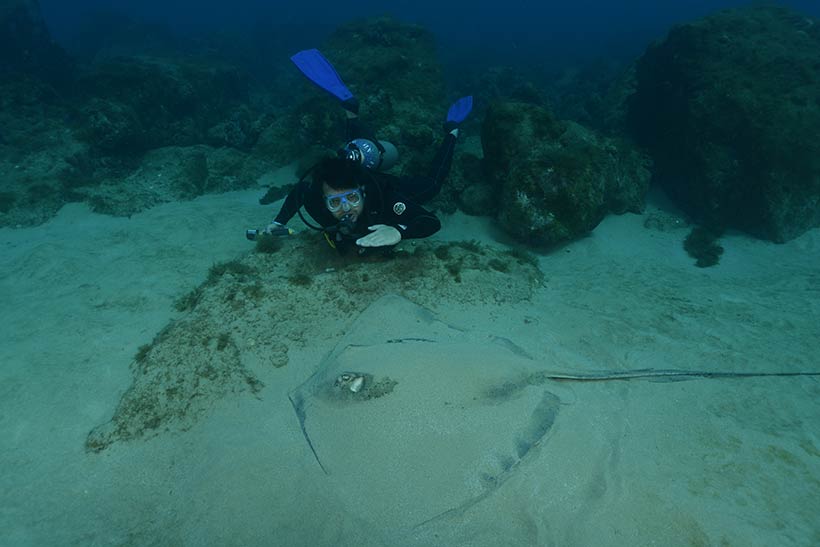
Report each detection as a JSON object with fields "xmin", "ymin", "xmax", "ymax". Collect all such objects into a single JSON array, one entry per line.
[{"xmin": 325, "ymin": 188, "xmax": 364, "ymax": 213}]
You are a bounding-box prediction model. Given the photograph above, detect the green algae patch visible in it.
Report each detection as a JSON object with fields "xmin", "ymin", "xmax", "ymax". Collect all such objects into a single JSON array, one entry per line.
[{"xmin": 86, "ymin": 234, "xmax": 544, "ymax": 452}]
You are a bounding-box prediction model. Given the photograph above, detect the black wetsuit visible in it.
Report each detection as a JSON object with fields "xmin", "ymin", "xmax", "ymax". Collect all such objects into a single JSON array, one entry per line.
[{"xmin": 273, "ymin": 119, "xmax": 457, "ymax": 254}]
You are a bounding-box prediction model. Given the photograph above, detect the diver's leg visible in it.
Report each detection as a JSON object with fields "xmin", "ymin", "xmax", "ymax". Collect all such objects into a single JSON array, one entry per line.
[{"xmin": 397, "ymin": 132, "xmax": 458, "ymax": 204}]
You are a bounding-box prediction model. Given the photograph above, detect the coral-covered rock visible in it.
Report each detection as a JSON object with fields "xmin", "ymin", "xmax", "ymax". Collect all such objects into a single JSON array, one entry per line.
[
  {"xmin": 76, "ymin": 145, "xmax": 272, "ymax": 216},
  {"xmin": 451, "ymin": 148, "xmax": 490, "ymax": 215},
  {"xmin": 483, "ymin": 102, "xmax": 650, "ymax": 246},
  {"xmin": 75, "ymin": 56, "xmax": 249, "ymax": 154},
  {"xmin": 324, "ymin": 17, "xmax": 445, "ymax": 123},
  {"xmin": 206, "ymin": 106, "xmax": 270, "ymax": 151},
  {"xmin": 0, "ymin": 75, "xmax": 86, "ymax": 227},
  {"xmin": 80, "ymin": 97, "xmax": 144, "ymax": 152},
  {"xmin": 546, "ymin": 61, "xmax": 637, "ymax": 136},
  {"xmin": 628, "ymin": 5, "xmax": 820, "ymax": 242}
]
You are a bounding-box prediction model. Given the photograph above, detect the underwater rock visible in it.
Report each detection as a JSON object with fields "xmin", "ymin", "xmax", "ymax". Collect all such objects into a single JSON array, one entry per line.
[
  {"xmin": 74, "ymin": 56, "xmax": 249, "ymax": 154},
  {"xmin": 457, "ymin": 180, "xmax": 495, "ymax": 216},
  {"xmin": 0, "ymin": 83, "xmax": 88, "ymax": 227},
  {"xmin": 75, "ymin": 145, "xmax": 271, "ymax": 216},
  {"xmin": 80, "ymin": 97, "xmax": 145, "ymax": 152},
  {"xmin": 482, "ymin": 101, "xmax": 650, "ymax": 246},
  {"xmin": 543, "ymin": 59, "xmax": 637, "ymax": 135},
  {"xmin": 628, "ymin": 5, "xmax": 820, "ymax": 242},
  {"xmin": 324, "ymin": 17, "xmax": 444, "ymax": 121},
  {"xmin": 467, "ymin": 65, "xmax": 549, "ymax": 110}
]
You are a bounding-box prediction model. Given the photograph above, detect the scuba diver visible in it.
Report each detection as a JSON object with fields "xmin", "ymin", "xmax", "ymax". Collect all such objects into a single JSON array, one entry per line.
[{"xmin": 254, "ymin": 49, "xmax": 472, "ymax": 255}]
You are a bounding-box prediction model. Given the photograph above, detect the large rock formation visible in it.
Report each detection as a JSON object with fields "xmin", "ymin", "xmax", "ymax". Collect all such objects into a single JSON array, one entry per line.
[
  {"xmin": 628, "ymin": 5, "xmax": 820, "ymax": 242},
  {"xmin": 482, "ymin": 102, "xmax": 650, "ymax": 246},
  {"xmin": 0, "ymin": 1, "xmax": 80, "ymax": 226},
  {"xmin": 323, "ymin": 17, "xmax": 446, "ymax": 140},
  {"xmin": 74, "ymin": 56, "xmax": 252, "ymax": 154}
]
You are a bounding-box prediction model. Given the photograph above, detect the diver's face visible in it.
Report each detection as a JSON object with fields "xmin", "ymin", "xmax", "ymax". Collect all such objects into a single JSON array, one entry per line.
[{"xmin": 322, "ymin": 183, "xmax": 365, "ymax": 221}]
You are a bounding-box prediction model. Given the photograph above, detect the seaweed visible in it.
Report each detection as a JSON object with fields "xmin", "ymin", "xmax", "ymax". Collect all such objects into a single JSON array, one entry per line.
[
  {"xmin": 453, "ymin": 240, "xmax": 484, "ymax": 254},
  {"xmin": 446, "ymin": 261, "xmax": 463, "ymax": 283},
  {"xmin": 488, "ymin": 258, "xmax": 510, "ymax": 273},
  {"xmin": 504, "ymin": 247, "xmax": 539, "ymax": 268},
  {"xmin": 287, "ymin": 273, "xmax": 313, "ymax": 286},
  {"xmin": 433, "ymin": 244, "xmax": 451, "ymax": 260},
  {"xmin": 206, "ymin": 259, "xmax": 255, "ymax": 284},
  {"xmin": 254, "ymin": 234, "xmax": 281, "ymax": 254},
  {"xmin": 242, "ymin": 281, "xmax": 265, "ymax": 300},
  {"xmin": 181, "ymin": 152, "xmax": 209, "ymax": 196},
  {"xmin": 0, "ymin": 191, "xmax": 16, "ymax": 213},
  {"xmin": 684, "ymin": 226, "xmax": 724, "ymax": 267},
  {"xmin": 174, "ymin": 287, "xmax": 203, "ymax": 312},
  {"xmin": 216, "ymin": 333, "xmax": 231, "ymax": 351},
  {"xmin": 134, "ymin": 343, "xmax": 152, "ymax": 363},
  {"xmin": 174, "ymin": 259, "xmax": 254, "ymax": 312}
]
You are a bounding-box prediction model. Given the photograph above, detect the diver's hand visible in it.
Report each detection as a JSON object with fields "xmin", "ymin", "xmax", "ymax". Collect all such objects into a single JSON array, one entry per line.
[
  {"xmin": 356, "ymin": 224, "xmax": 401, "ymax": 247},
  {"xmin": 264, "ymin": 221, "xmax": 294, "ymax": 236}
]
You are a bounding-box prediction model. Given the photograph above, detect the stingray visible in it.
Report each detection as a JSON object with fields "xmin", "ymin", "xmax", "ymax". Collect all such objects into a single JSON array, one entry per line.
[
  {"xmin": 289, "ymin": 294, "xmax": 561, "ymax": 529},
  {"xmin": 288, "ymin": 295, "xmax": 820, "ymax": 529}
]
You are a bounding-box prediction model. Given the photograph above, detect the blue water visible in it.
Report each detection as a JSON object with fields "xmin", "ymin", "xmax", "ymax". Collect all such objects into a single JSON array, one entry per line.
[{"xmin": 40, "ymin": 0, "xmax": 820, "ymax": 70}]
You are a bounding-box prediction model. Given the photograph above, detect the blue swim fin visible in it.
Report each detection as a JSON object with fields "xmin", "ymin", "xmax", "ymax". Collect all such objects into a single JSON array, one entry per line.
[
  {"xmin": 290, "ymin": 49, "xmax": 354, "ymax": 102},
  {"xmin": 446, "ymin": 95, "xmax": 473, "ymax": 124}
]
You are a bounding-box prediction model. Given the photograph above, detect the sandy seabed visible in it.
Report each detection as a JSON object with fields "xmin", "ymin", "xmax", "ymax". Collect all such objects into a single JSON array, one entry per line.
[{"xmin": 1, "ymin": 184, "xmax": 818, "ymax": 547}]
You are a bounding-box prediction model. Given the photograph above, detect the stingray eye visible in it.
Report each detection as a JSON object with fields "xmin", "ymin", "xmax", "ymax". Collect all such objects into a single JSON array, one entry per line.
[{"xmin": 349, "ymin": 376, "xmax": 365, "ymax": 393}]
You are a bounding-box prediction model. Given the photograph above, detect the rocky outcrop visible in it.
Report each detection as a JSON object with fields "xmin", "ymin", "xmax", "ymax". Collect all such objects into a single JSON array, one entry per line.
[
  {"xmin": 628, "ymin": 5, "xmax": 820, "ymax": 242},
  {"xmin": 75, "ymin": 145, "xmax": 272, "ymax": 216},
  {"xmin": 482, "ymin": 101, "xmax": 650, "ymax": 246},
  {"xmin": 74, "ymin": 56, "xmax": 251, "ymax": 154}
]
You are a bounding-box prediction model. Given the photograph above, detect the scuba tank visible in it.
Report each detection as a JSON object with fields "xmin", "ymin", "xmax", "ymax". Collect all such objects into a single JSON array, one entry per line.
[{"xmin": 341, "ymin": 138, "xmax": 398, "ymax": 171}]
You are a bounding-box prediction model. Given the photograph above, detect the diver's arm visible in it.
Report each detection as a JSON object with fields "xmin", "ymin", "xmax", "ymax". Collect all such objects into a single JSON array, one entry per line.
[
  {"xmin": 344, "ymin": 112, "xmax": 379, "ymax": 143},
  {"xmin": 388, "ymin": 201, "xmax": 441, "ymax": 240},
  {"xmin": 396, "ymin": 211, "xmax": 441, "ymax": 239},
  {"xmin": 271, "ymin": 178, "xmax": 310, "ymax": 226},
  {"xmin": 374, "ymin": 184, "xmax": 442, "ymax": 240},
  {"xmin": 355, "ymin": 207, "xmax": 440, "ymax": 247}
]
